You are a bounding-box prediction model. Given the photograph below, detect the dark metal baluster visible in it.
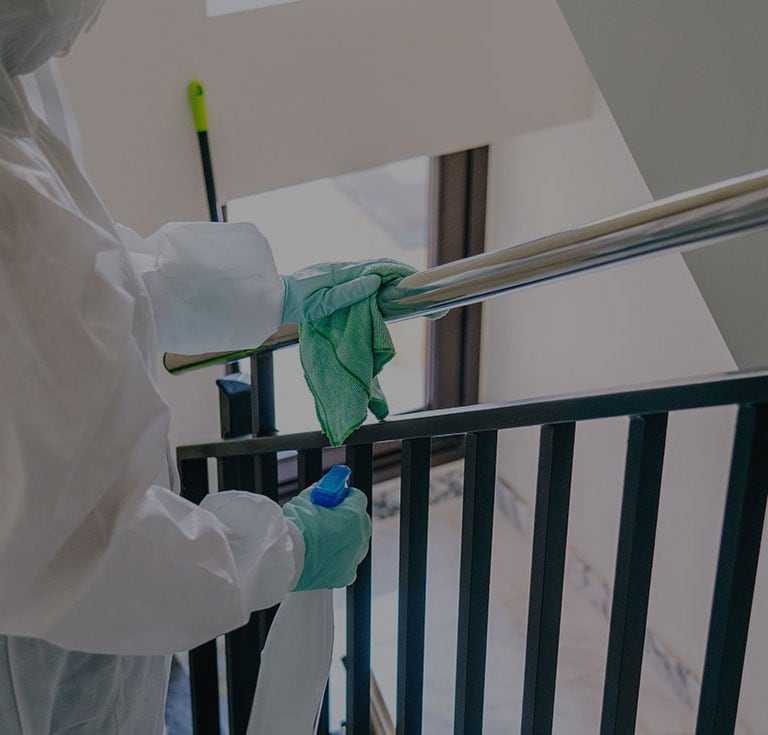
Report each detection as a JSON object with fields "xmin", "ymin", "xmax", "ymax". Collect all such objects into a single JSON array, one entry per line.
[
  {"xmin": 696, "ymin": 404, "xmax": 768, "ymax": 735},
  {"xmin": 221, "ymin": 355, "xmax": 279, "ymax": 735},
  {"xmin": 600, "ymin": 414, "xmax": 669, "ymax": 735},
  {"xmin": 219, "ymin": 450, "xmax": 258, "ymax": 735},
  {"xmin": 217, "ymin": 378, "xmax": 257, "ymax": 735},
  {"xmin": 397, "ymin": 438, "xmax": 432, "ymax": 735},
  {"xmin": 252, "ymin": 352, "xmax": 276, "ymax": 438},
  {"xmin": 521, "ymin": 422, "xmax": 576, "ymax": 735},
  {"xmin": 346, "ymin": 444, "xmax": 374, "ymax": 735},
  {"xmin": 454, "ymin": 431, "xmax": 499, "ymax": 735},
  {"xmin": 179, "ymin": 457, "xmax": 221, "ymax": 735},
  {"xmin": 223, "ymin": 451, "xmax": 279, "ymax": 735},
  {"xmin": 252, "ymin": 352, "xmax": 280, "ymax": 672},
  {"xmin": 297, "ymin": 449, "xmax": 331, "ymax": 735},
  {"xmin": 298, "ymin": 448, "xmax": 324, "ymax": 488}
]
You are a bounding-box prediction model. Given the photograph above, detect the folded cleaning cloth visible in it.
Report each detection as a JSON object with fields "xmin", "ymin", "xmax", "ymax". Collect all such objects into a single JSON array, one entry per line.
[{"xmin": 298, "ymin": 262, "xmax": 415, "ymax": 446}]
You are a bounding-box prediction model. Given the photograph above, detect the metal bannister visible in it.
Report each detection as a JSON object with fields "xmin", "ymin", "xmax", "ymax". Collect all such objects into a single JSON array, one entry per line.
[{"xmin": 166, "ymin": 167, "xmax": 768, "ymax": 374}]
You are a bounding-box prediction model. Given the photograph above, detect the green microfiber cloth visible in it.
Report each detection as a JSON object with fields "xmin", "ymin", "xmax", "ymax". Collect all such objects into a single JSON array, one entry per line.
[{"xmin": 298, "ymin": 266, "xmax": 408, "ymax": 446}]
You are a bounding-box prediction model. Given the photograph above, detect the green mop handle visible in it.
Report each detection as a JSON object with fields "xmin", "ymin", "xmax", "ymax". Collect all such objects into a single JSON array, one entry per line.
[{"xmin": 188, "ymin": 80, "xmax": 220, "ymax": 222}]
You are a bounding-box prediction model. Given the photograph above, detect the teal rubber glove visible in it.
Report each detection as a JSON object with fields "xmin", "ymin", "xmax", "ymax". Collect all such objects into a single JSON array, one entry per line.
[
  {"xmin": 281, "ymin": 259, "xmax": 416, "ymax": 325},
  {"xmin": 283, "ymin": 486, "xmax": 372, "ymax": 591}
]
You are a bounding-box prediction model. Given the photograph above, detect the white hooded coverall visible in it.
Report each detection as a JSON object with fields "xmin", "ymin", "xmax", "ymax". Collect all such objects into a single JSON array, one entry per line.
[{"xmin": 0, "ymin": 2, "xmax": 306, "ymax": 732}]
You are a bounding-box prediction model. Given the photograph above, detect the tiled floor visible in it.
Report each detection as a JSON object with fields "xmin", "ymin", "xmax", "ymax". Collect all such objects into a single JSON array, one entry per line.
[
  {"xmin": 327, "ymin": 461, "xmax": 749, "ymax": 735},
  {"xmin": 169, "ymin": 459, "xmax": 752, "ymax": 734}
]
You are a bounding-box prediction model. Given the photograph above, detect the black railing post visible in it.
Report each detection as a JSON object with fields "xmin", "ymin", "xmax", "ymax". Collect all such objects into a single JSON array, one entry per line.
[
  {"xmin": 298, "ymin": 449, "xmax": 331, "ymax": 735},
  {"xmin": 346, "ymin": 444, "xmax": 374, "ymax": 735},
  {"xmin": 696, "ymin": 404, "xmax": 768, "ymax": 735},
  {"xmin": 179, "ymin": 457, "xmax": 221, "ymax": 735},
  {"xmin": 453, "ymin": 430, "xmax": 498, "ymax": 735},
  {"xmin": 521, "ymin": 422, "xmax": 576, "ymax": 735},
  {"xmin": 216, "ymin": 355, "xmax": 279, "ymax": 735},
  {"xmin": 250, "ymin": 351, "xmax": 280, "ymax": 686},
  {"xmin": 600, "ymin": 414, "xmax": 668, "ymax": 735},
  {"xmin": 252, "ymin": 352, "xmax": 276, "ymax": 437},
  {"xmin": 396, "ymin": 437, "xmax": 432, "ymax": 735},
  {"xmin": 217, "ymin": 376, "xmax": 255, "ymax": 489}
]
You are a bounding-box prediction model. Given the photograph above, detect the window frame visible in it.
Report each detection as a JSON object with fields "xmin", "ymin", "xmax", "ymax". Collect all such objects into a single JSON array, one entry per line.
[{"xmin": 426, "ymin": 146, "xmax": 488, "ymax": 410}]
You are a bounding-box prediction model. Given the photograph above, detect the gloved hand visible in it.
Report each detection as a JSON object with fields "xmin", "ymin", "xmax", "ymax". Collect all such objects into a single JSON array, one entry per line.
[
  {"xmin": 283, "ymin": 486, "xmax": 372, "ymax": 591},
  {"xmin": 281, "ymin": 259, "xmax": 416, "ymax": 325}
]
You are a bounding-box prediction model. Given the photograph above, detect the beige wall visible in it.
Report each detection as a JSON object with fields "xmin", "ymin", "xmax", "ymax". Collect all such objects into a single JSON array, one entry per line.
[
  {"xmin": 556, "ymin": 0, "xmax": 768, "ymax": 369},
  {"xmin": 547, "ymin": 2, "xmax": 768, "ymax": 723},
  {"xmin": 481, "ymin": 88, "xmax": 768, "ymax": 731},
  {"xmin": 59, "ymin": 0, "xmax": 592, "ymax": 234}
]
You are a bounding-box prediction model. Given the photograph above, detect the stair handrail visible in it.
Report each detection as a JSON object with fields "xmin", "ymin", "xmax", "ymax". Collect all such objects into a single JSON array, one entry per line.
[{"xmin": 165, "ymin": 167, "xmax": 768, "ymax": 374}]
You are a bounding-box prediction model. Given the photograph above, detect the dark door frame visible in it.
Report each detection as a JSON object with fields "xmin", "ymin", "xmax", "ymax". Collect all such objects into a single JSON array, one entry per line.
[{"xmin": 427, "ymin": 146, "xmax": 489, "ymax": 409}]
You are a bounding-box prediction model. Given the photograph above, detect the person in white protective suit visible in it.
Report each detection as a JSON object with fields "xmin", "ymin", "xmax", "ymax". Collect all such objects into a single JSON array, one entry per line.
[{"xmin": 0, "ymin": 1, "xmax": 378, "ymax": 732}]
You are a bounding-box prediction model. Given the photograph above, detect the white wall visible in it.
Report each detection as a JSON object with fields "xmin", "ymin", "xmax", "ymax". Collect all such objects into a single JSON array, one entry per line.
[
  {"xmin": 58, "ymin": 0, "xmax": 593, "ymax": 234},
  {"xmin": 480, "ymin": 88, "xmax": 768, "ymax": 730},
  {"xmin": 555, "ymin": 0, "xmax": 768, "ymax": 369}
]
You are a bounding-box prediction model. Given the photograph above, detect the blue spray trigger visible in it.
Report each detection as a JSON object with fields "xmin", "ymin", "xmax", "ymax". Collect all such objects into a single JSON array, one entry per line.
[{"xmin": 310, "ymin": 464, "xmax": 352, "ymax": 508}]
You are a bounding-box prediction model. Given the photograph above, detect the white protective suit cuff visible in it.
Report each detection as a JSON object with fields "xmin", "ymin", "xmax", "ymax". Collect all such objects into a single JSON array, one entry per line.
[
  {"xmin": 200, "ymin": 491, "xmax": 305, "ymax": 613},
  {"xmin": 127, "ymin": 222, "xmax": 285, "ymax": 354}
]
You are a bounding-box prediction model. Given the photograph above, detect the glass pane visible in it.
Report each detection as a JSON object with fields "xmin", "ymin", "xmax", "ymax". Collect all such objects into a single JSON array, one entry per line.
[{"xmin": 228, "ymin": 156, "xmax": 430, "ymax": 434}]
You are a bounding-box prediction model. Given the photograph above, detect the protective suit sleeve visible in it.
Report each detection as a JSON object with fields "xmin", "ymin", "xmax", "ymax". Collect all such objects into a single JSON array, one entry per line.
[
  {"xmin": 0, "ymin": 167, "xmax": 301, "ymax": 655},
  {"xmin": 42, "ymin": 488, "xmax": 305, "ymax": 656},
  {"xmin": 119, "ymin": 222, "xmax": 285, "ymax": 355}
]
